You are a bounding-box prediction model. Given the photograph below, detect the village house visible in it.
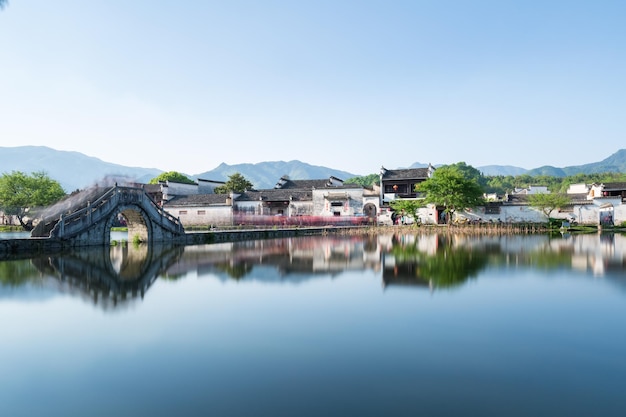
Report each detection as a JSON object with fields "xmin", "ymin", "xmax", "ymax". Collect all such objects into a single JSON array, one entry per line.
[
  {"xmin": 511, "ymin": 185, "xmax": 549, "ymax": 195},
  {"xmin": 379, "ymin": 165, "xmax": 435, "ymax": 204},
  {"xmin": 451, "ymin": 182, "xmax": 626, "ymax": 226},
  {"xmin": 377, "ymin": 166, "xmax": 626, "ymax": 226},
  {"xmin": 163, "ymin": 193, "xmax": 234, "ymax": 227},
  {"xmin": 155, "ymin": 175, "xmax": 370, "ymax": 227},
  {"xmin": 144, "ymin": 178, "xmax": 226, "ymax": 206},
  {"xmin": 571, "ymin": 182, "xmax": 626, "ymax": 226},
  {"xmin": 147, "ymin": 170, "xmax": 626, "ymax": 228}
]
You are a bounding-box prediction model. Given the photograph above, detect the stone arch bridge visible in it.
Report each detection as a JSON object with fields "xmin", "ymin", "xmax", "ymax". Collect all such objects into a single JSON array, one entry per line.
[{"xmin": 31, "ymin": 185, "xmax": 186, "ymax": 246}]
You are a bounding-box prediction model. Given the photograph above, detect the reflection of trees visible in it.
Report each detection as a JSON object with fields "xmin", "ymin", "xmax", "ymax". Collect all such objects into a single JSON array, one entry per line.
[
  {"xmin": 0, "ymin": 259, "xmax": 43, "ymax": 287},
  {"xmin": 385, "ymin": 235, "xmax": 489, "ymax": 289},
  {"xmin": 214, "ymin": 262, "xmax": 253, "ymax": 280}
]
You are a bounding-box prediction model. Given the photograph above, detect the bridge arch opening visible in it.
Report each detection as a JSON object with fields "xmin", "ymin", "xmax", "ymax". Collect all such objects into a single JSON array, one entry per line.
[{"xmin": 106, "ymin": 206, "xmax": 152, "ymax": 245}]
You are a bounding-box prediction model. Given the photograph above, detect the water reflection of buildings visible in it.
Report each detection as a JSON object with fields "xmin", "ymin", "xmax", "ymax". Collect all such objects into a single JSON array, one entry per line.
[
  {"xmin": 561, "ymin": 233, "xmax": 626, "ymax": 276},
  {"xmin": 381, "ymin": 233, "xmax": 626, "ymax": 290},
  {"xmin": 13, "ymin": 232, "xmax": 626, "ymax": 307},
  {"xmin": 168, "ymin": 236, "xmax": 382, "ymax": 283},
  {"xmin": 461, "ymin": 233, "xmax": 626, "ymax": 277}
]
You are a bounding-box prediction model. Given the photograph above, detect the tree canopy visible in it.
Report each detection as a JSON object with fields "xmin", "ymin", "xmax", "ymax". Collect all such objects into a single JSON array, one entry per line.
[
  {"xmin": 482, "ymin": 171, "xmax": 626, "ymax": 195},
  {"xmin": 345, "ymin": 173, "xmax": 379, "ymax": 187},
  {"xmin": 417, "ymin": 165, "xmax": 484, "ymax": 224},
  {"xmin": 0, "ymin": 171, "xmax": 66, "ymax": 230},
  {"xmin": 214, "ymin": 173, "xmax": 254, "ymax": 194},
  {"xmin": 448, "ymin": 162, "xmax": 488, "ymax": 190},
  {"xmin": 149, "ymin": 171, "xmax": 195, "ymax": 185},
  {"xmin": 389, "ymin": 199, "xmax": 424, "ymax": 223},
  {"xmin": 527, "ymin": 193, "xmax": 572, "ymax": 219}
]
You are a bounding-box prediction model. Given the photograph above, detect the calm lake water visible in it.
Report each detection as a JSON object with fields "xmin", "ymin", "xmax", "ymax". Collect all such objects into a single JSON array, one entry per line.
[
  {"xmin": 0, "ymin": 231, "xmax": 128, "ymax": 241},
  {"xmin": 1, "ymin": 232, "xmax": 625, "ymax": 417}
]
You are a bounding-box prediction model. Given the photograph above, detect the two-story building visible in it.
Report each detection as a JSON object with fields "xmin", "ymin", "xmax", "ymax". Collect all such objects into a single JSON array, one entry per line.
[
  {"xmin": 159, "ymin": 175, "xmax": 369, "ymax": 227},
  {"xmin": 378, "ymin": 165, "xmax": 436, "ymax": 223},
  {"xmin": 379, "ymin": 165, "xmax": 435, "ymax": 204}
]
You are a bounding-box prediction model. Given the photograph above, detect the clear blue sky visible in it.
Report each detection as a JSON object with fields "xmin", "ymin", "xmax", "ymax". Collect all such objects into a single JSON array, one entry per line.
[{"xmin": 1, "ymin": 0, "xmax": 624, "ymax": 176}]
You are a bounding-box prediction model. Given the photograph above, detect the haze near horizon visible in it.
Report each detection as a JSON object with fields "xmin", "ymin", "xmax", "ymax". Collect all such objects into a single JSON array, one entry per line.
[{"xmin": 1, "ymin": 1, "xmax": 624, "ymax": 175}]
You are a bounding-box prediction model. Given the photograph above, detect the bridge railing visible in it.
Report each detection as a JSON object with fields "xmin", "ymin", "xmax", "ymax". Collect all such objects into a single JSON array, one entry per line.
[
  {"xmin": 131, "ymin": 187, "xmax": 184, "ymax": 232},
  {"xmin": 51, "ymin": 185, "xmax": 184, "ymax": 238},
  {"xmin": 53, "ymin": 186, "xmax": 118, "ymax": 237}
]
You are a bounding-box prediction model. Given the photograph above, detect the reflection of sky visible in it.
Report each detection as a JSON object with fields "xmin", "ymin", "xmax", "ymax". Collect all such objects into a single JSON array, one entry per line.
[
  {"xmin": 0, "ymin": 282, "xmax": 59, "ymax": 301},
  {"xmin": 1, "ymin": 264, "xmax": 625, "ymax": 416}
]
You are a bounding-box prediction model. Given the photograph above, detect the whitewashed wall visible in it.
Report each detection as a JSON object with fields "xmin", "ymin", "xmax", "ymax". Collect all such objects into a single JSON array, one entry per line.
[
  {"xmin": 313, "ymin": 189, "xmax": 364, "ymax": 216},
  {"xmin": 167, "ymin": 205, "xmax": 233, "ymax": 226}
]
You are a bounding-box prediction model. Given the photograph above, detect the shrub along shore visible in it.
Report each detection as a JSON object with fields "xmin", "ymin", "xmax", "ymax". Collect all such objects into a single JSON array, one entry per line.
[{"xmin": 334, "ymin": 223, "xmax": 615, "ymax": 236}]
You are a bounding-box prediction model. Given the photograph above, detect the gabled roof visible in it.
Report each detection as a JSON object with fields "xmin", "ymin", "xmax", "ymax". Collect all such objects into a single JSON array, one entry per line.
[
  {"xmin": 274, "ymin": 175, "xmax": 353, "ymax": 190},
  {"xmin": 381, "ymin": 168, "xmax": 430, "ymax": 181},
  {"xmin": 567, "ymin": 193, "xmax": 591, "ymax": 203},
  {"xmin": 601, "ymin": 182, "xmax": 626, "ymax": 191},
  {"xmin": 164, "ymin": 194, "xmax": 231, "ymax": 207},
  {"xmin": 197, "ymin": 178, "xmax": 226, "ymax": 185},
  {"xmin": 143, "ymin": 184, "xmax": 162, "ymax": 193},
  {"xmin": 505, "ymin": 194, "xmax": 530, "ymax": 204},
  {"xmin": 506, "ymin": 193, "xmax": 592, "ymax": 205},
  {"xmin": 237, "ymin": 189, "xmax": 313, "ymax": 202},
  {"xmin": 276, "ymin": 179, "xmax": 331, "ymax": 189}
]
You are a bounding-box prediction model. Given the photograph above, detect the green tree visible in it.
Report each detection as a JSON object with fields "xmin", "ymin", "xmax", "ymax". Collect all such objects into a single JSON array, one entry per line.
[
  {"xmin": 214, "ymin": 173, "xmax": 254, "ymax": 194},
  {"xmin": 417, "ymin": 165, "xmax": 484, "ymax": 225},
  {"xmin": 448, "ymin": 162, "xmax": 488, "ymax": 190},
  {"xmin": 0, "ymin": 171, "xmax": 66, "ymax": 230},
  {"xmin": 149, "ymin": 171, "xmax": 195, "ymax": 185},
  {"xmin": 527, "ymin": 193, "xmax": 572, "ymax": 220},
  {"xmin": 389, "ymin": 199, "xmax": 424, "ymax": 224},
  {"xmin": 345, "ymin": 173, "xmax": 379, "ymax": 187}
]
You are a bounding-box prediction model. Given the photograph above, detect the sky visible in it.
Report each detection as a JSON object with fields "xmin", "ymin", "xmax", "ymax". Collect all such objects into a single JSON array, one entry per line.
[{"xmin": 1, "ymin": 0, "xmax": 625, "ymax": 176}]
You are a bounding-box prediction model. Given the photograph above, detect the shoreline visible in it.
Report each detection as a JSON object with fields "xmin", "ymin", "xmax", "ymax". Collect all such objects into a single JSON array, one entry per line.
[{"xmin": 2, "ymin": 223, "xmax": 623, "ymax": 260}]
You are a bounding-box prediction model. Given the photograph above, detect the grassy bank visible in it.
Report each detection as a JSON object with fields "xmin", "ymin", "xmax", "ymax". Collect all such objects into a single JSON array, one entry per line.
[{"xmin": 0, "ymin": 225, "xmax": 24, "ymax": 232}]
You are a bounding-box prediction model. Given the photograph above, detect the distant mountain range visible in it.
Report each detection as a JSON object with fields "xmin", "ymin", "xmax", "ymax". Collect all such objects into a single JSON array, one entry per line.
[
  {"xmin": 0, "ymin": 146, "xmax": 162, "ymax": 192},
  {"xmin": 0, "ymin": 146, "xmax": 354, "ymax": 191},
  {"xmin": 192, "ymin": 161, "xmax": 354, "ymax": 190},
  {"xmin": 410, "ymin": 149, "xmax": 626, "ymax": 178},
  {"xmin": 1, "ymin": 146, "xmax": 626, "ymax": 192}
]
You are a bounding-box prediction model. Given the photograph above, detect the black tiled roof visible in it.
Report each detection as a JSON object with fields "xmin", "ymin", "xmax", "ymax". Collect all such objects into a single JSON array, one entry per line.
[
  {"xmin": 164, "ymin": 194, "xmax": 231, "ymax": 206},
  {"xmin": 274, "ymin": 177, "xmax": 362, "ymax": 191},
  {"xmin": 237, "ymin": 190, "xmax": 313, "ymax": 202},
  {"xmin": 381, "ymin": 168, "xmax": 430, "ymax": 180},
  {"xmin": 602, "ymin": 182, "xmax": 626, "ymax": 191},
  {"xmin": 567, "ymin": 193, "xmax": 590, "ymax": 203},
  {"xmin": 507, "ymin": 193, "xmax": 592, "ymax": 205},
  {"xmin": 278, "ymin": 179, "xmax": 328, "ymax": 189},
  {"xmin": 143, "ymin": 184, "xmax": 162, "ymax": 193}
]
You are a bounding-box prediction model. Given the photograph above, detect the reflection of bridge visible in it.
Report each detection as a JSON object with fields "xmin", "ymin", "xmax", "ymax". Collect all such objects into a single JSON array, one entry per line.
[
  {"xmin": 31, "ymin": 185, "xmax": 186, "ymax": 246},
  {"xmin": 0, "ymin": 184, "xmax": 356, "ymax": 257},
  {"xmin": 33, "ymin": 244, "xmax": 184, "ymax": 308}
]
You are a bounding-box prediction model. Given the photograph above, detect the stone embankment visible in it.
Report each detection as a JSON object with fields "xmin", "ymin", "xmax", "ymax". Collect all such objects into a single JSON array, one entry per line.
[
  {"xmin": 1, "ymin": 222, "xmax": 596, "ymax": 259},
  {"xmin": 0, "ymin": 226, "xmax": 342, "ymax": 258}
]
